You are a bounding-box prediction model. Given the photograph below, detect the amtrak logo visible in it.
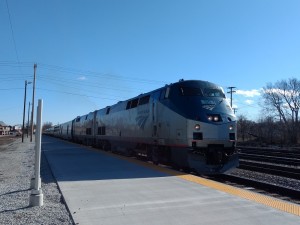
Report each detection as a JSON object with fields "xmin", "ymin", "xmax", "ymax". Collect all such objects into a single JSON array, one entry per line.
[
  {"xmin": 201, "ymin": 100, "xmax": 216, "ymax": 111},
  {"xmin": 136, "ymin": 109, "xmax": 150, "ymax": 130},
  {"xmin": 136, "ymin": 115, "xmax": 148, "ymax": 129},
  {"xmin": 202, "ymin": 105, "xmax": 215, "ymax": 110}
]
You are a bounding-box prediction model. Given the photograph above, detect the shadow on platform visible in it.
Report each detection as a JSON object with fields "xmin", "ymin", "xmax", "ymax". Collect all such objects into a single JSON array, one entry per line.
[{"xmin": 41, "ymin": 136, "xmax": 178, "ymax": 182}]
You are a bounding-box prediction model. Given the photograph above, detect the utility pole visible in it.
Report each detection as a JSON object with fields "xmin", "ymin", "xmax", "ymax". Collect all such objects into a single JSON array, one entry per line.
[
  {"xmin": 27, "ymin": 101, "xmax": 30, "ymax": 138},
  {"xmin": 227, "ymin": 87, "xmax": 236, "ymax": 108},
  {"xmin": 30, "ymin": 64, "xmax": 37, "ymax": 142},
  {"xmin": 22, "ymin": 80, "xmax": 32, "ymax": 142},
  {"xmin": 22, "ymin": 80, "xmax": 28, "ymax": 142}
]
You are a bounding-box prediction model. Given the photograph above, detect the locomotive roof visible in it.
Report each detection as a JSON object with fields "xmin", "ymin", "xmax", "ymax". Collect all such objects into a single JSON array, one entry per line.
[
  {"xmin": 101, "ymin": 80, "xmax": 223, "ymax": 112},
  {"xmin": 151, "ymin": 79, "xmax": 222, "ymax": 93}
]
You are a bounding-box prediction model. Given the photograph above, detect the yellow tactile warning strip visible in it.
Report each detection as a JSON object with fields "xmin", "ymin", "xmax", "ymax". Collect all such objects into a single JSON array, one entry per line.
[{"xmin": 100, "ymin": 150, "xmax": 300, "ymax": 217}]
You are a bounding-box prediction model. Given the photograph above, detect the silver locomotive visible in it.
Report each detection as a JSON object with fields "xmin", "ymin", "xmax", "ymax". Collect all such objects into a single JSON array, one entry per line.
[{"xmin": 49, "ymin": 80, "xmax": 239, "ymax": 174}]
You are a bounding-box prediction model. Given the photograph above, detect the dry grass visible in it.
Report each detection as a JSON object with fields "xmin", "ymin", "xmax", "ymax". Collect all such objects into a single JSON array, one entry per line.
[{"xmin": 0, "ymin": 136, "xmax": 20, "ymax": 148}]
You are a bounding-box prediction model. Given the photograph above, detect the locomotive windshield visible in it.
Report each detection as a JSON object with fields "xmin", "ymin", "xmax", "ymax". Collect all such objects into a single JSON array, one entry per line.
[
  {"xmin": 179, "ymin": 87, "xmax": 225, "ymax": 98},
  {"xmin": 180, "ymin": 87, "xmax": 202, "ymax": 96},
  {"xmin": 163, "ymin": 80, "xmax": 234, "ymax": 122},
  {"xmin": 202, "ymin": 88, "xmax": 225, "ymax": 98}
]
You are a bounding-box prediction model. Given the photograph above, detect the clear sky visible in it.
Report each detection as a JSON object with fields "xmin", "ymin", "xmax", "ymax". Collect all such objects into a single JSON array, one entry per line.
[{"xmin": 1, "ymin": 0, "xmax": 299, "ymax": 126}]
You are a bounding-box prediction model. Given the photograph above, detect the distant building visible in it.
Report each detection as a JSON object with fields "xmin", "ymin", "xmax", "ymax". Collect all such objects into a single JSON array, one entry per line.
[
  {"xmin": 0, "ymin": 122, "xmax": 22, "ymax": 136},
  {"xmin": 0, "ymin": 125, "xmax": 10, "ymax": 135},
  {"xmin": 12, "ymin": 125, "xmax": 22, "ymax": 131}
]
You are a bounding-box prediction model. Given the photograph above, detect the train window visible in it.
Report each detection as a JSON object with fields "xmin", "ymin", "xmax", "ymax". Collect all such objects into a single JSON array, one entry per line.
[
  {"xmin": 126, "ymin": 98, "xmax": 139, "ymax": 109},
  {"xmin": 138, "ymin": 95, "xmax": 150, "ymax": 105},
  {"xmin": 165, "ymin": 87, "xmax": 170, "ymax": 98},
  {"xmin": 159, "ymin": 88, "xmax": 170, "ymax": 100},
  {"xmin": 86, "ymin": 128, "xmax": 92, "ymax": 135},
  {"xmin": 97, "ymin": 126, "xmax": 106, "ymax": 135},
  {"xmin": 180, "ymin": 87, "xmax": 203, "ymax": 96},
  {"xmin": 203, "ymin": 88, "xmax": 225, "ymax": 98},
  {"xmin": 85, "ymin": 115, "xmax": 88, "ymax": 120},
  {"xmin": 106, "ymin": 107, "xmax": 110, "ymax": 114},
  {"xmin": 131, "ymin": 98, "xmax": 138, "ymax": 108},
  {"xmin": 126, "ymin": 101, "xmax": 131, "ymax": 110},
  {"xmin": 76, "ymin": 117, "xmax": 80, "ymax": 122},
  {"xmin": 159, "ymin": 89, "xmax": 165, "ymax": 100}
]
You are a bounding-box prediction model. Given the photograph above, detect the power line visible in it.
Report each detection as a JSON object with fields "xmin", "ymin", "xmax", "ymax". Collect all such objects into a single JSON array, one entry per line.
[
  {"xmin": 0, "ymin": 61, "xmax": 32, "ymax": 66},
  {"xmin": 5, "ymin": 0, "xmax": 20, "ymax": 64},
  {"xmin": 36, "ymin": 87, "xmax": 120, "ymax": 101},
  {"xmin": 37, "ymin": 63, "xmax": 165, "ymax": 85},
  {"xmin": 0, "ymin": 87, "xmax": 23, "ymax": 91},
  {"xmin": 0, "ymin": 61, "xmax": 167, "ymax": 86}
]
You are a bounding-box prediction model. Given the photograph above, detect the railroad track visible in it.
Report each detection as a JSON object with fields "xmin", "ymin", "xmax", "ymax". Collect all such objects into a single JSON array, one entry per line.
[
  {"xmin": 238, "ymin": 146, "xmax": 300, "ymax": 159},
  {"xmin": 238, "ymin": 153, "xmax": 300, "ymax": 166},
  {"xmin": 206, "ymin": 173, "xmax": 300, "ymax": 204},
  {"xmin": 209, "ymin": 146, "xmax": 300, "ymax": 204},
  {"xmin": 238, "ymin": 160, "xmax": 300, "ymax": 179}
]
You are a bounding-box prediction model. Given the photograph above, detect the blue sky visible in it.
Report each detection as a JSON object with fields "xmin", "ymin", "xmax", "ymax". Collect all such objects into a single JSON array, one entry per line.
[{"xmin": 1, "ymin": 0, "xmax": 299, "ymax": 125}]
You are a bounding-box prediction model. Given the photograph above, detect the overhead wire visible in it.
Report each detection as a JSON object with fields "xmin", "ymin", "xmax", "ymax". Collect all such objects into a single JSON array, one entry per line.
[
  {"xmin": 36, "ymin": 88, "xmax": 120, "ymax": 101},
  {"xmin": 0, "ymin": 61, "xmax": 168, "ymax": 87},
  {"xmin": 0, "ymin": 62, "xmax": 165, "ymax": 101},
  {"xmin": 4, "ymin": 1, "xmax": 22, "ymax": 73},
  {"xmin": 38, "ymin": 75, "xmax": 135, "ymax": 92},
  {"xmin": 37, "ymin": 63, "xmax": 166, "ymax": 85},
  {"xmin": 37, "ymin": 77, "xmax": 131, "ymax": 100}
]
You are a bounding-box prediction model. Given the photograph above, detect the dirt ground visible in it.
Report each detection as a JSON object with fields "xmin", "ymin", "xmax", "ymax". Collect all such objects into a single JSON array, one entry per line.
[{"xmin": 0, "ymin": 136, "xmax": 21, "ymax": 150}]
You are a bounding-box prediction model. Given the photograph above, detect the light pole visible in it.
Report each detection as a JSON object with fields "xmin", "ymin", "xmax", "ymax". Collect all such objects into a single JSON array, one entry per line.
[{"xmin": 22, "ymin": 80, "xmax": 32, "ymax": 142}]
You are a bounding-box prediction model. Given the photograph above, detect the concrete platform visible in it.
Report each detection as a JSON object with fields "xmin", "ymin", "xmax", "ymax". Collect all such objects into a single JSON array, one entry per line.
[{"xmin": 42, "ymin": 136, "xmax": 300, "ymax": 225}]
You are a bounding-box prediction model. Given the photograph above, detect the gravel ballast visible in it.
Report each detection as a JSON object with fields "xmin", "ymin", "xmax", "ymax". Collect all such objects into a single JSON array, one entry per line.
[{"xmin": 0, "ymin": 137, "xmax": 73, "ymax": 225}]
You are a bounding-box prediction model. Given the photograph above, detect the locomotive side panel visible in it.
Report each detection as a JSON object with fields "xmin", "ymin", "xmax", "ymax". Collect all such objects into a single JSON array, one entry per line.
[{"xmin": 97, "ymin": 95, "xmax": 154, "ymax": 154}]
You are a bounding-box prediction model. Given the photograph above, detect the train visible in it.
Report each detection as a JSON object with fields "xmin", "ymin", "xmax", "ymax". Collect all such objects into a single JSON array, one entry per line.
[{"xmin": 45, "ymin": 79, "xmax": 239, "ymax": 174}]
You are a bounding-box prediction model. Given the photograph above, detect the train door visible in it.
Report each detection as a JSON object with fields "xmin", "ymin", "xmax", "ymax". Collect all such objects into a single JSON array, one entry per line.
[
  {"xmin": 71, "ymin": 119, "xmax": 75, "ymax": 140},
  {"xmin": 92, "ymin": 110, "xmax": 97, "ymax": 146},
  {"xmin": 151, "ymin": 91, "xmax": 160, "ymax": 141},
  {"xmin": 157, "ymin": 86, "xmax": 171, "ymax": 144}
]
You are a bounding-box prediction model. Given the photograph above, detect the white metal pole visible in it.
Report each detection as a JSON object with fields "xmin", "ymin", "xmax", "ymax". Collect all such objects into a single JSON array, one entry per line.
[
  {"xmin": 30, "ymin": 99, "xmax": 43, "ymax": 207},
  {"xmin": 35, "ymin": 101, "xmax": 42, "ymax": 189}
]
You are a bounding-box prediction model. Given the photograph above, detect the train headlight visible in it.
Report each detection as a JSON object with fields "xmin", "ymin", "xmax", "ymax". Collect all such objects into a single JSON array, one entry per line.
[
  {"xmin": 229, "ymin": 125, "xmax": 234, "ymax": 130},
  {"xmin": 194, "ymin": 124, "xmax": 201, "ymax": 130},
  {"xmin": 207, "ymin": 114, "xmax": 222, "ymax": 122}
]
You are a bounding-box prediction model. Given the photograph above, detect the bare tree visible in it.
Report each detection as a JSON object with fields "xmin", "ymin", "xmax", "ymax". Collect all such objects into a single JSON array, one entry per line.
[
  {"xmin": 262, "ymin": 78, "xmax": 300, "ymax": 144},
  {"xmin": 237, "ymin": 115, "xmax": 253, "ymax": 142},
  {"xmin": 42, "ymin": 122, "xmax": 53, "ymax": 132},
  {"xmin": 256, "ymin": 116, "xmax": 281, "ymax": 144}
]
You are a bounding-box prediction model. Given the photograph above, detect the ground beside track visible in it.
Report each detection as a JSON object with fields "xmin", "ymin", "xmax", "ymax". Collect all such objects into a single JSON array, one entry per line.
[{"xmin": 0, "ymin": 136, "xmax": 73, "ymax": 225}]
